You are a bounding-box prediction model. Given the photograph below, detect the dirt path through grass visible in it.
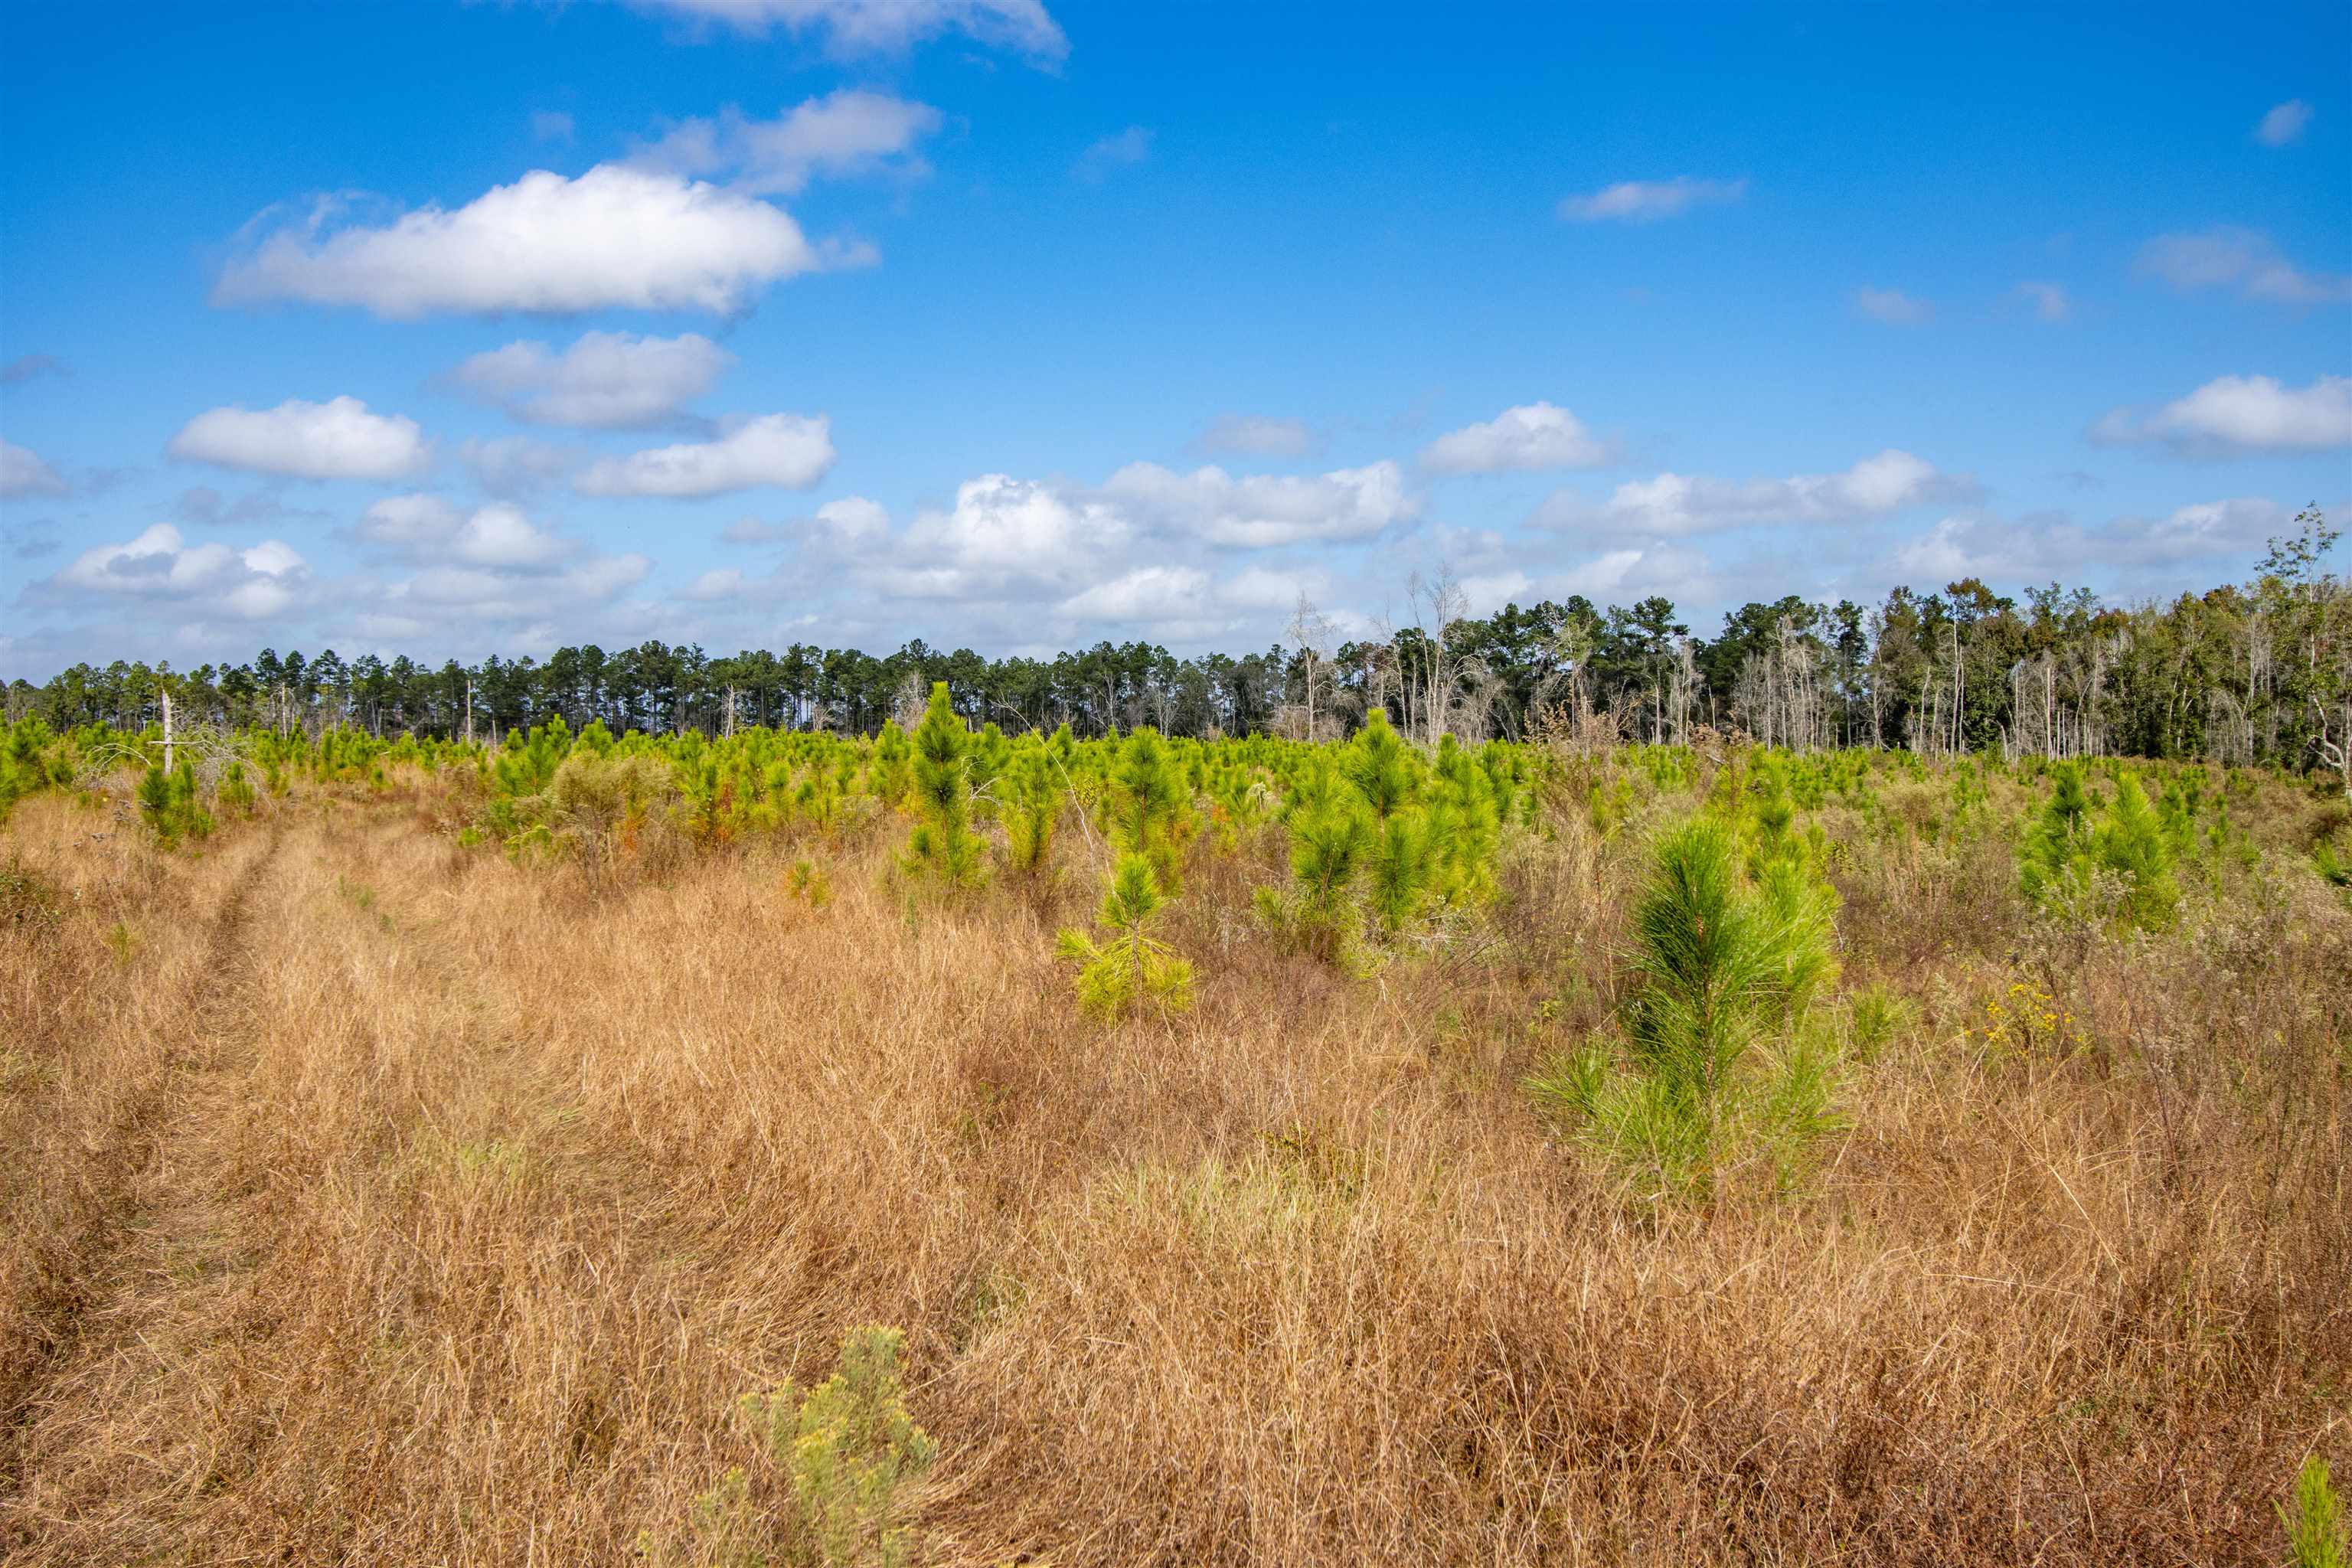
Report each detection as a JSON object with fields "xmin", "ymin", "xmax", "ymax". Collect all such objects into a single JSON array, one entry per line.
[{"xmin": 0, "ymin": 822, "xmax": 283, "ymax": 1514}]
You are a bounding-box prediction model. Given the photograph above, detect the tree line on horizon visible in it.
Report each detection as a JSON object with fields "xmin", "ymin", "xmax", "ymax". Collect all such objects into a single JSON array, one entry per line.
[{"xmin": 8, "ymin": 508, "xmax": 2345, "ymax": 785}]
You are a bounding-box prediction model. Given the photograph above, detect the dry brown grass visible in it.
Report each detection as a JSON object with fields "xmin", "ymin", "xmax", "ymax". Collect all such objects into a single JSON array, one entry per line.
[{"xmin": 1, "ymin": 773, "xmax": 2346, "ymax": 1565}]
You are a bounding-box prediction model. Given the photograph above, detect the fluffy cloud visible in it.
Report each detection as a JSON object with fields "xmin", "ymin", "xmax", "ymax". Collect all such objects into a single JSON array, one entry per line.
[
  {"xmin": 631, "ymin": 90, "xmax": 943, "ymax": 195},
  {"xmin": 449, "ymin": 332, "xmax": 733, "ymax": 427},
  {"xmin": 1893, "ymin": 498, "xmax": 2285, "ymax": 581},
  {"xmin": 168, "ymin": 396, "xmax": 430, "ymax": 481},
  {"xmin": 1557, "ymin": 176, "xmax": 1746, "ymax": 223},
  {"xmin": 827, "ymin": 461, "xmax": 1408, "ymax": 616},
  {"xmin": 1076, "ymin": 126, "xmax": 1154, "ymax": 183},
  {"xmin": 51, "ymin": 523, "xmax": 310, "ymax": 619},
  {"xmin": 632, "ymin": 0, "xmax": 1068, "ymax": 60},
  {"xmin": 898, "ymin": 473, "xmax": 1118, "ymax": 581},
  {"xmin": 1058, "ymin": 564, "xmax": 1210, "ymax": 622},
  {"xmin": 813, "ymin": 459, "xmax": 1424, "ymax": 645},
  {"xmin": 574, "ymin": 413, "xmax": 835, "ymax": 497},
  {"xmin": 351, "ymin": 501, "xmax": 648, "ymax": 633},
  {"xmin": 1194, "ymin": 415, "xmax": 1318, "ymax": 458},
  {"xmin": 2013, "ymin": 281, "xmax": 2071, "ymax": 322},
  {"xmin": 358, "ymin": 495, "xmax": 572, "ymax": 567},
  {"xmin": 1097, "ymin": 460, "xmax": 1417, "ymax": 548},
  {"xmin": 214, "ymin": 165, "xmax": 823, "ymax": 318},
  {"xmin": 1541, "ymin": 449, "xmax": 1971, "ymax": 539},
  {"xmin": 2137, "ymin": 227, "xmax": 2351, "ymax": 306},
  {"xmin": 2093, "ymin": 374, "xmax": 2352, "ymax": 456},
  {"xmin": 1853, "ymin": 286, "xmax": 1932, "ymax": 325},
  {"xmin": 2256, "ymin": 99, "xmax": 2313, "ymax": 147},
  {"xmin": 1, "ymin": 438, "xmax": 67, "ymax": 498},
  {"xmin": 812, "ymin": 495, "xmax": 888, "ymax": 550},
  {"xmin": 722, "ymin": 495, "xmax": 889, "ymax": 548},
  {"xmin": 1420, "ymin": 403, "xmax": 1613, "ymax": 474}
]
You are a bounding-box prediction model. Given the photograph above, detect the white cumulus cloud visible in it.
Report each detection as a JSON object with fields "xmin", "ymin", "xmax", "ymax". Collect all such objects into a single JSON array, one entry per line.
[
  {"xmin": 214, "ymin": 165, "xmax": 822, "ymax": 318},
  {"xmin": 449, "ymin": 332, "xmax": 734, "ymax": 428},
  {"xmin": 1557, "ymin": 176, "xmax": 1746, "ymax": 223},
  {"xmin": 358, "ymin": 495, "xmax": 575, "ymax": 567},
  {"xmin": 1, "ymin": 438, "xmax": 67, "ymax": 498},
  {"xmin": 574, "ymin": 413, "xmax": 835, "ymax": 497},
  {"xmin": 168, "ymin": 396, "xmax": 430, "ymax": 481},
  {"xmin": 1421, "ymin": 403, "xmax": 1614, "ymax": 474},
  {"xmin": 1059, "ymin": 564, "xmax": 1210, "ymax": 622},
  {"xmin": 1541, "ymin": 449, "xmax": 1972, "ymax": 539},
  {"xmin": 1097, "ymin": 460, "xmax": 1417, "ymax": 548},
  {"xmin": 51, "ymin": 523, "xmax": 311, "ymax": 620},
  {"xmin": 2093, "ymin": 374, "xmax": 2352, "ymax": 456},
  {"xmin": 1894, "ymin": 498, "xmax": 2285, "ymax": 581}
]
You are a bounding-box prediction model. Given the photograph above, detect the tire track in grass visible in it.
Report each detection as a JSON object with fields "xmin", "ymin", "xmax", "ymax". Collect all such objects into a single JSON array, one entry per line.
[{"xmin": 0, "ymin": 820, "xmax": 283, "ymax": 1536}]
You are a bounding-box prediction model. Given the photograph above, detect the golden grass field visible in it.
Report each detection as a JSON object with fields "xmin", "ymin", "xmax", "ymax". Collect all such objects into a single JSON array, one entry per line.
[{"xmin": 2, "ymin": 763, "xmax": 2347, "ymax": 1566}]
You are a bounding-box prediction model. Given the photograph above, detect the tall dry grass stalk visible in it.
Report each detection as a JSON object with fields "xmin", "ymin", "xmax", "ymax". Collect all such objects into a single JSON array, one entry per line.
[{"xmin": 0, "ymin": 770, "xmax": 2345, "ymax": 1564}]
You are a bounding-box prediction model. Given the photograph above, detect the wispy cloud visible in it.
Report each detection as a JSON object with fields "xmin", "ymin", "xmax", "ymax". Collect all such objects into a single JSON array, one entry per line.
[
  {"xmin": 629, "ymin": 0, "xmax": 1068, "ymax": 64},
  {"xmin": 2256, "ymin": 99, "xmax": 2313, "ymax": 147},
  {"xmin": 630, "ymin": 90, "xmax": 944, "ymax": 196},
  {"xmin": 2137, "ymin": 227, "xmax": 2351, "ymax": 305},
  {"xmin": 1194, "ymin": 415, "xmax": 1319, "ymax": 459},
  {"xmin": 2012, "ymin": 281, "xmax": 2072, "ymax": 322},
  {"xmin": 1076, "ymin": 126, "xmax": 1154, "ymax": 184},
  {"xmin": 1853, "ymin": 286, "xmax": 1932, "ymax": 325},
  {"xmin": 1536, "ymin": 449, "xmax": 1975, "ymax": 539},
  {"xmin": 1, "ymin": 353, "xmax": 69, "ymax": 385},
  {"xmin": 1557, "ymin": 175, "xmax": 1746, "ymax": 224}
]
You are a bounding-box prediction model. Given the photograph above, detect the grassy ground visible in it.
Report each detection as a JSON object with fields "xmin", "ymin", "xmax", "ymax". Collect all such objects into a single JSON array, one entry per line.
[{"xmin": 1, "ymin": 758, "xmax": 2346, "ymax": 1565}]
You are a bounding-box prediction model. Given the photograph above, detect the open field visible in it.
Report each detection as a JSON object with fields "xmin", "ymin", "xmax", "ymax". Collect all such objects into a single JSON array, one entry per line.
[{"xmin": 2, "ymin": 719, "xmax": 2348, "ymax": 1566}]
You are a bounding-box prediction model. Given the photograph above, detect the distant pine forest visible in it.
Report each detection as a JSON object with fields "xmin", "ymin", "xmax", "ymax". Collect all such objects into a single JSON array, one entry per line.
[{"xmin": 11, "ymin": 508, "xmax": 2347, "ymax": 781}]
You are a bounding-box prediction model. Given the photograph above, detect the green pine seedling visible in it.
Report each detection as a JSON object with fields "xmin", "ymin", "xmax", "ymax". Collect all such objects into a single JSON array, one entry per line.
[
  {"xmin": 900, "ymin": 683, "xmax": 984, "ymax": 886},
  {"xmin": 2281, "ymin": 1454, "xmax": 2346, "ymax": 1568},
  {"xmin": 1057, "ymin": 853, "xmax": 1195, "ymax": 1021},
  {"xmin": 1002, "ymin": 749, "xmax": 1062, "ymax": 878},
  {"xmin": 1107, "ymin": 727, "xmax": 1192, "ymax": 894}
]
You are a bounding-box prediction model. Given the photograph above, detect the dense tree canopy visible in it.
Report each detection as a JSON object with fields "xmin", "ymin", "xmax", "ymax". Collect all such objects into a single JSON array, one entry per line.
[{"xmin": 10, "ymin": 509, "xmax": 2344, "ymax": 784}]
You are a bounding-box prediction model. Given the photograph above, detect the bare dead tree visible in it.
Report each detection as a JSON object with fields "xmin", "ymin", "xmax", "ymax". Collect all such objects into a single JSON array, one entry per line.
[{"xmin": 1287, "ymin": 591, "xmax": 1338, "ymax": 743}]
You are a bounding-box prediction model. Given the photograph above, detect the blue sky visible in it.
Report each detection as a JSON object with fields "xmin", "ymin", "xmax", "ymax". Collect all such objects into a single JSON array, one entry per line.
[{"xmin": 2, "ymin": 0, "xmax": 2347, "ymax": 677}]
